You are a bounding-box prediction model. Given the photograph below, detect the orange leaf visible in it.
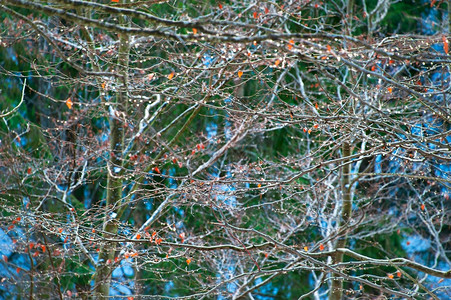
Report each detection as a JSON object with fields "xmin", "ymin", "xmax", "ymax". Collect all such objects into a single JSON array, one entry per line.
[
  {"xmin": 396, "ymin": 270, "xmax": 402, "ymax": 278},
  {"xmin": 387, "ymin": 87, "xmax": 393, "ymax": 93},
  {"xmin": 319, "ymin": 244, "xmax": 325, "ymax": 251},
  {"xmin": 192, "ymin": 28, "xmax": 198, "ymax": 35},
  {"xmin": 303, "ymin": 246, "xmax": 308, "ymax": 251},
  {"xmin": 186, "ymin": 258, "xmax": 191, "ymax": 265},
  {"xmin": 66, "ymin": 98, "xmax": 73, "ymax": 109},
  {"xmin": 313, "ymin": 124, "xmax": 319, "ymax": 129},
  {"xmin": 371, "ymin": 65, "xmax": 376, "ymax": 71},
  {"xmin": 27, "ymin": 167, "xmax": 32, "ymax": 174},
  {"xmin": 326, "ymin": 44, "xmax": 331, "ymax": 52},
  {"xmin": 274, "ymin": 59, "xmax": 280, "ymax": 67},
  {"xmin": 101, "ymin": 82, "xmax": 106, "ymax": 89},
  {"xmin": 253, "ymin": 11, "xmax": 258, "ymax": 19},
  {"xmin": 2, "ymin": 255, "xmax": 7, "ymax": 262},
  {"xmin": 420, "ymin": 203, "xmax": 425, "ymax": 211},
  {"xmin": 387, "ymin": 273, "xmax": 394, "ymax": 279},
  {"xmin": 147, "ymin": 74, "xmax": 154, "ymax": 81},
  {"xmin": 136, "ymin": 234, "xmax": 141, "ymax": 240},
  {"xmin": 237, "ymin": 71, "xmax": 243, "ymax": 78},
  {"xmin": 167, "ymin": 72, "xmax": 175, "ymax": 80},
  {"xmin": 111, "ymin": 0, "xmax": 119, "ymax": 2},
  {"xmin": 442, "ymin": 35, "xmax": 449, "ymax": 54},
  {"xmin": 16, "ymin": 267, "xmax": 21, "ymax": 274},
  {"xmin": 153, "ymin": 167, "xmax": 160, "ymax": 174},
  {"xmin": 218, "ymin": 3, "xmax": 223, "ymax": 9},
  {"xmin": 265, "ymin": 7, "xmax": 269, "ymax": 14}
]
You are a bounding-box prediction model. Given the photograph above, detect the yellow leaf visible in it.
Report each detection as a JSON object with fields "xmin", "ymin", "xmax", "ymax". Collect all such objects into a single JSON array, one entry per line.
[
  {"xmin": 66, "ymin": 98, "xmax": 73, "ymax": 109},
  {"xmin": 303, "ymin": 246, "xmax": 308, "ymax": 251},
  {"xmin": 237, "ymin": 71, "xmax": 243, "ymax": 78},
  {"xmin": 101, "ymin": 82, "xmax": 106, "ymax": 89}
]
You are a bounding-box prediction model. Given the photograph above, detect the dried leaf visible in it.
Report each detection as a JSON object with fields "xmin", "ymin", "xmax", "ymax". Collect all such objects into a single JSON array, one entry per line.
[
  {"xmin": 443, "ymin": 35, "xmax": 449, "ymax": 54},
  {"xmin": 66, "ymin": 98, "xmax": 73, "ymax": 109}
]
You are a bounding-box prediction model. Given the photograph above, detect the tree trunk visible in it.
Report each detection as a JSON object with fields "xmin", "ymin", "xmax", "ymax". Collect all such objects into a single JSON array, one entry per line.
[
  {"xmin": 330, "ymin": 142, "xmax": 352, "ymax": 300},
  {"xmin": 93, "ymin": 17, "xmax": 130, "ymax": 298}
]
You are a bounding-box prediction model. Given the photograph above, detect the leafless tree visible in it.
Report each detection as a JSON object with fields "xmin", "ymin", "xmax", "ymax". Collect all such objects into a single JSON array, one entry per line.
[{"xmin": 0, "ymin": 0, "xmax": 450, "ymax": 299}]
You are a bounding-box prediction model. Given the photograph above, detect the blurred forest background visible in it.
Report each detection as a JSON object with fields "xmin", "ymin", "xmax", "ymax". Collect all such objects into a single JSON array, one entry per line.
[{"xmin": 0, "ymin": 0, "xmax": 450, "ymax": 299}]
